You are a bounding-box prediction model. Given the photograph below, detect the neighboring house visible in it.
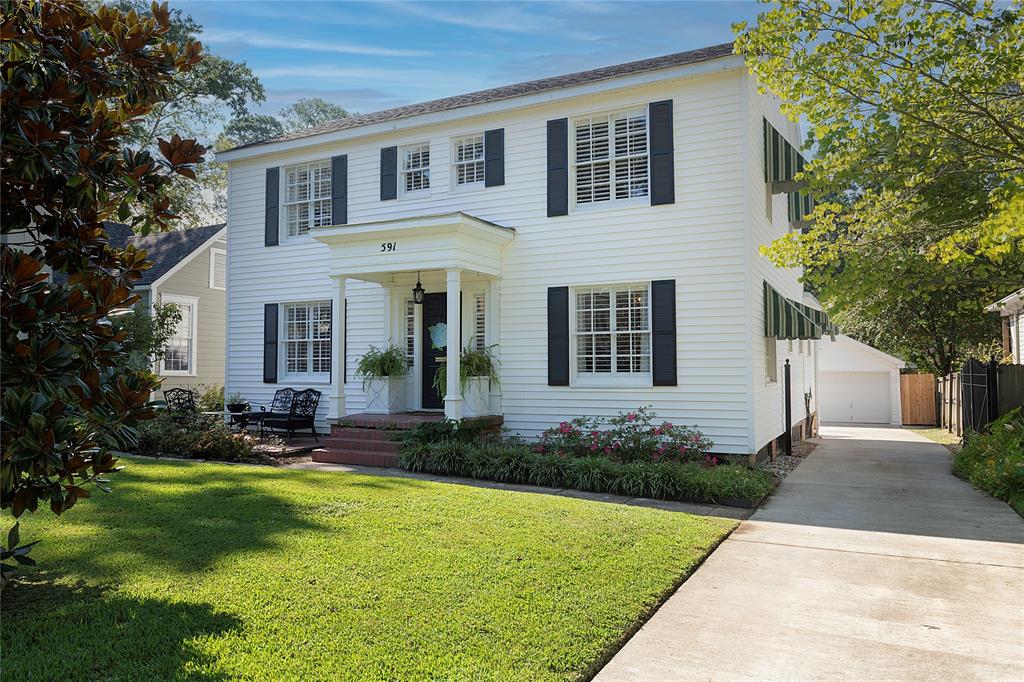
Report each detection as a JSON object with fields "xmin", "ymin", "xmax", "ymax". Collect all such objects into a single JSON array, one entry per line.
[
  {"xmin": 986, "ymin": 287, "xmax": 1024, "ymax": 364},
  {"xmin": 216, "ymin": 42, "xmax": 835, "ymax": 458},
  {"xmin": 105, "ymin": 222, "xmax": 228, "ymax": 394},
  {"xmin": 818, "ymin": 335, "xmax": 906, "ymax": 426}
]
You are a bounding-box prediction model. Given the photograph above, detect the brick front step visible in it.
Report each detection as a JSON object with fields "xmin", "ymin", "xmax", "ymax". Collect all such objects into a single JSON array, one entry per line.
[
  {"xmin": 327, "ymin": 425, "xmax": 401, "ymax": 441},
  {"xmin": 313, "ymin": 448, "xmax": 397, "ymax": 467},
  {"xmin": 322, "ymin": 436, "xmax": 399, "ymax": 454}
]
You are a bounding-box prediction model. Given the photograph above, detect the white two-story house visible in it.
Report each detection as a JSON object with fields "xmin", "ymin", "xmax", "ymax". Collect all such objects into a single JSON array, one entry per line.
[{"xmin": 217, "ymin": 43, "xmax": 833, "ymax": 459}]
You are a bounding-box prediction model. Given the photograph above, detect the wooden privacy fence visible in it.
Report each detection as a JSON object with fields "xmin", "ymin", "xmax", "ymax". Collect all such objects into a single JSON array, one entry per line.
[
  {"xmin": 900, "ymin": 373, "xmax": 936, "ymax": 425},
  {"xmin": 938, "ymin": 361, "xmax": 1024, "ymax": 437}
]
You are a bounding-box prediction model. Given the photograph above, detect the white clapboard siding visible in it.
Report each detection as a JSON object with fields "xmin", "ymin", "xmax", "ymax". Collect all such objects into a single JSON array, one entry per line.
[{"xmin": 226, "ymin": 66, "xmax": 794, "ymax": 454}]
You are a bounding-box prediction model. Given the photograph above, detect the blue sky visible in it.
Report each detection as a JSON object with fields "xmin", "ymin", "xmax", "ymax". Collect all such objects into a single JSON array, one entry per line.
[{"xmin": 174, "ymin": 0, "xmax": 764, "ymax": 117}]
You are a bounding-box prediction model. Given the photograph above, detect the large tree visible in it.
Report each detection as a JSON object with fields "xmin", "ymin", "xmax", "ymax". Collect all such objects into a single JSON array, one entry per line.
[
  {"xmin": 279, "ymin": 97, "xmax": 352, "ymax": 131},
  {"xmin": 1, "ymin": 0, "xmax": 205, "ymax": 584},
  {"xmin": 734, "ymin": 0, "xmax": 1024, "ymax": 371}
]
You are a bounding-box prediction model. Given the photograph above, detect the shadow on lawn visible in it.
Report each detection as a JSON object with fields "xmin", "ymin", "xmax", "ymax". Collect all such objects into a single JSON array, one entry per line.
[{"xmin": 3, "ymin": 577, "xmax": 240, "ymax": 681}]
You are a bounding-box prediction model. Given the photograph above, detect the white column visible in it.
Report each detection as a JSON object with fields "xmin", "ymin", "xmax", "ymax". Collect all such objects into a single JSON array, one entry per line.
[
  {"xmin": 329, "ymin": 275, "xmax": 346, "ymax": 421},
  {"xmin": 444, "ymin": 268, "xmax": 462, "ymax": 420}
]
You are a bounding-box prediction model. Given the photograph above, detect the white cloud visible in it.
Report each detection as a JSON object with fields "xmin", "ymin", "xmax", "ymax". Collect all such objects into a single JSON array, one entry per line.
[{"xmin": 201, "ymin": 28, "xmax": 429, "ymax": 58}]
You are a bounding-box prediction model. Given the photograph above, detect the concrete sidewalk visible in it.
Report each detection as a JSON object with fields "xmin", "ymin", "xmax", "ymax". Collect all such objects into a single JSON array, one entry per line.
[{"xmin": 596, "ymin": 426, "xmax": 1024, "ymax": 681}]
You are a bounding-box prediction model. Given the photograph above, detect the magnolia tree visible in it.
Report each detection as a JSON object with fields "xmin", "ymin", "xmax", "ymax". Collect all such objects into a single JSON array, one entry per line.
[{"xmin": 0, "ymin": 1, "xmax": 205, "ymax": 585}]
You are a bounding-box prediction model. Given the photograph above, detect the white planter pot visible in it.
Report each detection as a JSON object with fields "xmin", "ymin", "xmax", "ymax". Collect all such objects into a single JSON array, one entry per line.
[
  {"xmin": 364, "ymin": 377, "xmax": 405, "ymax": 414},
  {"xmin": 462, "ymin": 377, "xmax": 490, "ymax": 418}
]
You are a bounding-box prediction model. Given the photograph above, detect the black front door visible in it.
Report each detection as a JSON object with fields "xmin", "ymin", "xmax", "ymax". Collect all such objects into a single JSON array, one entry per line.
[{"xmin": 421, "ymin": 292, "xmax": 446, "ymax": 409}]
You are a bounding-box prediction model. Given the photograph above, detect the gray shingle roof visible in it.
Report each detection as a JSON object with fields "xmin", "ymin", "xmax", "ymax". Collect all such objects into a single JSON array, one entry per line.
[
  {"xmin": 53, "ymin": 222, "xmax": 225, "ymax": 286},
  {"xmin": 227, "ymin": 42, "xmax": 736, "ymax": 153}
]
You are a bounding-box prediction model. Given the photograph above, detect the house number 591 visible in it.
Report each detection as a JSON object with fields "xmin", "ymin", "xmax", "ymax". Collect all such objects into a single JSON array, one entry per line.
[{"xmin": 380, "ymin": 242, "xmax": 397, "ymax": 253}]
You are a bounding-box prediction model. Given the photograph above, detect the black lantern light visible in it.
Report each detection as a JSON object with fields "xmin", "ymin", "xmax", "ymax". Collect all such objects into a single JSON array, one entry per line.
[{"xmin": 412, "ymin": 271, "xmax": 425, "ymax": 304}]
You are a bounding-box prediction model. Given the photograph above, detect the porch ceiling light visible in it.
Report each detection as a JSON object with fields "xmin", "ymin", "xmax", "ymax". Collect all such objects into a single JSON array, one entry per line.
[{"xmin": 412, "ymin": 272, "xmax": 425, "ymax": 304}]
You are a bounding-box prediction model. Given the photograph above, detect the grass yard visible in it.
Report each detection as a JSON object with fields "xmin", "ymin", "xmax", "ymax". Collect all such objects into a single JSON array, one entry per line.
[
  {"xmin": 3, "ymin": 458, "xmax": 734, "ymax": 681},
  {"xmin": 908, "ymin": 427, "xmax": 962, "ymax": 450}
]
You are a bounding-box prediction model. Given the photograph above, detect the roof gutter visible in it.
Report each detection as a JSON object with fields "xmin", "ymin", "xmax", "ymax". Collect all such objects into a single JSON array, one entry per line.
[{"xmin": 216, "ymin": 54, "xmax": 745, "ymax": 164}]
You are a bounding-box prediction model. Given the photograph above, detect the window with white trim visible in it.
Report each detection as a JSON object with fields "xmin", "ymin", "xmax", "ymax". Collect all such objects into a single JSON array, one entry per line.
[
  {"xmin": 572, "ymin": 108, "xmax": 648, "ymax": 207},
  {"xmin": 452, "ymin": 134, "xmax": 485, "ymax": 187},
  {"xmin": 472, "ymin": 292, "xmax": 486, "ymax": 351},
  {"xmin": 573, "ymin": 284, "xmax": 650, "ymax": 377},
  {"xmin": 283, "ymin": 301, "xmax": 331, "ymax": 380},
  {"xmin": 765, "ymin": 337, "xmax": 778, "ymax": 383},
  {"xmin": 400, "ymin": 142, "xmax": 430, "ymax": 194},
  {"xmin": 404, "ymin": 299, "xmax": 416, "ymax": 365},
  {"xmin": 209, "ymin": 248, "xmax": 226, "ymax": 290},
  {"xmin": 283, "ymin": 160, "xmax": 332, "ymax": 238},
  {"xmin": 162, "ymin": 295, "xmax": 197, "ymax": 375}
]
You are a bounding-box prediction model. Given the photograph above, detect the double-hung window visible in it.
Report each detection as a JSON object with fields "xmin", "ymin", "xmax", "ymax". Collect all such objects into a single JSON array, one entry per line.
[
  {"xmin": 573, "ymin": 108, "xmax": 648, "ymax": 207},
  {"xmin": 400, "ymin": 142, "xmax": 430, "ymax": 195},
  {"xmin": 452, "ymin": 134, "xmax": 485, "ymax": 188},
  {"xmin": 283, "ymin": 301, "xmax": 332, "ymax": 381},
  {"xmin": 283, "ymin": 160, "xmax": 332, "ymax": 238},
  {"xmin": 573, "ymin": 284, "xmax": 650, "ymax": 380},
  {"xmin": 162, "ymin": 294, "xmax": 197, "ymax": 376},
  {"xmin": 765, "ymin": 337, "xmax": 778, "ymax": 383}
]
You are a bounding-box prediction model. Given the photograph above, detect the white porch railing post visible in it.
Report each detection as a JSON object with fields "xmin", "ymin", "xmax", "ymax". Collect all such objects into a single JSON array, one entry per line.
[
  {"xmin": 329, "ymin": 275, "xmax": 346, "ymax": 421},
  {"xmin": 444, "ymin": 268, "xmax": 463, "ymax": 420}
]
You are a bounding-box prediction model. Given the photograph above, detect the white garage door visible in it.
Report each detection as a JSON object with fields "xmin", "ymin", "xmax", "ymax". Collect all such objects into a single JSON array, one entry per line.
[{"xmin": 820, "ymin": 371, "xmax": 892, "ymax": 424}]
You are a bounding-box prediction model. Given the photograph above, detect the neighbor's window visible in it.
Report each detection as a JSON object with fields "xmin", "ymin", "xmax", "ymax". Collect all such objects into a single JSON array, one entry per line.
[
  {"xmin": 162, "ymin": 295, "xmax": 197, "ymax": 375},
  {"xmin": 765, "ymin": 337, "xmax": 778, "ymax": 383},
  {"xmin": 405, "ymin": 299, "xmax": 416, "ymax": 365},
  {"xmin": 574, "ymin": 284, "xmax": 650, "ymax": 377},
  {"xmin": 573, "ymin": 108, "xmax": 648, "ymax": 207},
  {"xmin": 453, "ymin": 134, "xmax": 485, "ymax": 187},
  {"xmin": 472, "ymin": 292, "xmax": 486, "ymax": 350},
  {"xmin": 283, "ymin": 301, "xmax": 331, "ymax": 380},
  {"xmin": 209, "ymin": 248, "xmax": 226, "ymax": 289},
  {"xmin": 283, "ymin": 160, "xmax": 332, "ymax": 238},
  {"xmin": 400, "ymin": 142, "xmax": 430, "ymax": 194}
]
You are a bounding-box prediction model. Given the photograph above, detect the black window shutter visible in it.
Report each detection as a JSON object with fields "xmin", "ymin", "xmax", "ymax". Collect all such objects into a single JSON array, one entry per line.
[
  {"xmin": 331, "ymin": 155, "xmax": 347, "ymax": 225},
  {"xmin": 649, "ymin": 100, "xmax": 675, "ymax": 205},
  {"xmin": 263, "ymin": 303, "xmax": 278, "ymax": 383},
  {"xmin": 547, "ymin": 286, "xmax": 569, "ymax": 386},
  {"xmin": 546, "ymin": 119, "xmax": 568, "ymax": 217},
  {"xmin": 484, "ymin": 128, "xmax": 505, "ymax": 187},
  {"xmin": 380, "ymin": 146, "xmax": 397, "ymax": 200},
  {"xmin": 265, "ymin": 168, "xmax": 279, "ymax": 246},
  {"xmin": 651, "ymin": 279, "xmax": 677, "ymax": 386}
]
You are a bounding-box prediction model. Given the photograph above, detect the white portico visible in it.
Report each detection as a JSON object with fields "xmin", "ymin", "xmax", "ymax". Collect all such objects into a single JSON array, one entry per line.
[{"xmin": 313, "ymin": 211, "xmax": 515, "ymax": 421}]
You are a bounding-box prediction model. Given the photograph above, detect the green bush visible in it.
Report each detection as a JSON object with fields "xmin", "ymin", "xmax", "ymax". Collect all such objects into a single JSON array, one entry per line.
[
  {"xmin": 953, "ymin": 409, "xmax": 1024, "ymax": 516},
  {"xmin": 134, "ymin": 413, "xmax": 261, "ymax": 462},
  {"xmin": 197, "ymin": 384, "xmax": 224, "ymax": 413},
  {"xmin": 396, "ymin": 437, "xmax": 774, "ymax": 507}
]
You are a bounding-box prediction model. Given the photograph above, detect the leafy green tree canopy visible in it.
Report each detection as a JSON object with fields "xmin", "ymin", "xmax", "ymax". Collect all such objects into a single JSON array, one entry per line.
[{"xmin": 279, "ymin": 97, "xmax": 352, "ymax": 131}]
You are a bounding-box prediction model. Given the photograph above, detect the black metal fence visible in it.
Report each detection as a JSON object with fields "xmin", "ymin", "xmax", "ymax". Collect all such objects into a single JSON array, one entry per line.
[{"xmin": 946, "ymin": 359, "xmax": 1024, "ymax": 435}]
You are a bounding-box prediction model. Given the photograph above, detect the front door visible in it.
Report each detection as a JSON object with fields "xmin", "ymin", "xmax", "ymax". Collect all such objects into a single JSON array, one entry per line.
[{"xmin": 421, "ymin": 292, "xmax": 446, "ymax": 409}]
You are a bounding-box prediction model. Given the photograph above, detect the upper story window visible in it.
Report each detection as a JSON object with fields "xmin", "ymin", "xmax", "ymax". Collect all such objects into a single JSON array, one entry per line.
[
  {"xmin": 284, "ymin": 160, "xmax": 331, "ymax": 238},
  {"xmin": 209, "ymin": 247, "xmax": 226, "ymax": 290},
  {"xmin": 453, "ymin": 134, "xmax": 485, "ymax": 187},
  {"xmin": 400, "ymin": 142, "xmax": 430, "ymax": 195},
  {"xmin": 573, "ymin": 284, "xmax": 650, "ymax": 379},
  {"xmin": 283, "ymin": 301, "xmax": 331, "ymax": 381},
  {"xmin": 573, "ymin": 108, "xmax": 648, "ymax": 207}
]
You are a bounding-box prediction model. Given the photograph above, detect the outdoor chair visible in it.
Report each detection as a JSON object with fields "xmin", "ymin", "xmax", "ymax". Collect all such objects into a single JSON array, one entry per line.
[
  {"xmin": 261, "ymin": 389, "xmax": 322, "ymax": 442},
  {"xmin": 237, "ymin": 388, "xmax": 295, "ymax": 434},
  {"xmin": 162, "ymin": 388, "xmax": 196, "ymax": 422}
]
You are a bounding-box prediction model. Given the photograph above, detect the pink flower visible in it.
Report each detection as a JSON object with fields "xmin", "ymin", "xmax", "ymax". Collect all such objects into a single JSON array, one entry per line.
[
  {"xmin": 626, "ymin": 413, "xmax": 636, "ymax": 422},
  {"xmin": 663, "ymin": 422, "xmax": 673, "ymax": 430},
  {"xmin": 653, "ymin": 427, "xmax": 662, "ymax": 436},
  {"xmin": 590, "ymin": 444, "xmax": 598, "ymax": 452}
]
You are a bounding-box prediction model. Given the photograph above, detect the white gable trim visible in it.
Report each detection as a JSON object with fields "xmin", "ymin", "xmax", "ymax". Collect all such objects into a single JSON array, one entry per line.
[
  {"xmin": 215, "ymin": 55, "xmax": 744, "ymax": 163},
  {"xmin": 827, "ymin": 334, "xmax": 906, "ymax": 369},
  {"xmin": 147, "ymin": 227, "xmax": 227, "ymax": 290}
]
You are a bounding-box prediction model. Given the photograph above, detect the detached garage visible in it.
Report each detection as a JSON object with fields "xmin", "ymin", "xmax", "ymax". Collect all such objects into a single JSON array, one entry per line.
[{"xmin": 818, "ymin": 335, "xmax": 906, "ymax": 425}]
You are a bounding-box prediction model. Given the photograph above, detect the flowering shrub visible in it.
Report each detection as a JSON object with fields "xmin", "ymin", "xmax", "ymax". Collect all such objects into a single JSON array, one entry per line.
[
  {"xmin": 134, "ymin": 413, "xmax": 266, "ymax": 462},
  {"xmin": 537, "ymin": 407, "xmax": 713, "ymax": 463},
  {"xmin": 953, "ymin": 408, "xmax": 1024, "ymax": 517}
]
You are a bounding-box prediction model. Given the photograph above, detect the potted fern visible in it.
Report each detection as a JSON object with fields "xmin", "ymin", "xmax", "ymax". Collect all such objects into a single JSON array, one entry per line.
[
  {"xmin": 432, "ymin": 342, "xmax": 499, "ymax": 417},
  {"xmin": 356, "ymin": 344, "xmax": 409, "ymax": 414}
]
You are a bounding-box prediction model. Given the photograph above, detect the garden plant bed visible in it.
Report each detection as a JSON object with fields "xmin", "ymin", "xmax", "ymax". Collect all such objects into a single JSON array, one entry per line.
[{"xmin": 3, "ymin": 458, "xmax": 735, "ymax": 681}]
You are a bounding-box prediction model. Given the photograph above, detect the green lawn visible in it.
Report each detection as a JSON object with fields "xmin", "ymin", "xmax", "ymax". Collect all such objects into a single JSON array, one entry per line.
[
  {"xmin": 3, "ymin": 458, "xmax": 734, "ymax": 681},
  {"xmin": 908, "ymin": 427, "xmax": 962, "ymax": 448}
]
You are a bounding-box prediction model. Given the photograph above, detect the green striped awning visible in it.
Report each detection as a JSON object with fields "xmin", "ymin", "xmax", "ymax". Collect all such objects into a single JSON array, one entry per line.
[{"xmin": 764, "ymin": 281, "xmax": 838, "ymax": 340}]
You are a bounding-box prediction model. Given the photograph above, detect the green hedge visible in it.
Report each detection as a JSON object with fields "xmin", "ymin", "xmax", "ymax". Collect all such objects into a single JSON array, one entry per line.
[
  {"xmin": 953, "ymin": 408, "xmax": 1024, "ymax": 517},
  {"xmin": 397, "ymin": 438, "xmax": 774, "ymax": 507}
]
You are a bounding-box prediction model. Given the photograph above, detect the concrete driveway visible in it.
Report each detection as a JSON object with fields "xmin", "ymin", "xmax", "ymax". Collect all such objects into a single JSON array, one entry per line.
[{"xmin": 596, "ymin": 426, "xmax": 1024, "ymax": 681}]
